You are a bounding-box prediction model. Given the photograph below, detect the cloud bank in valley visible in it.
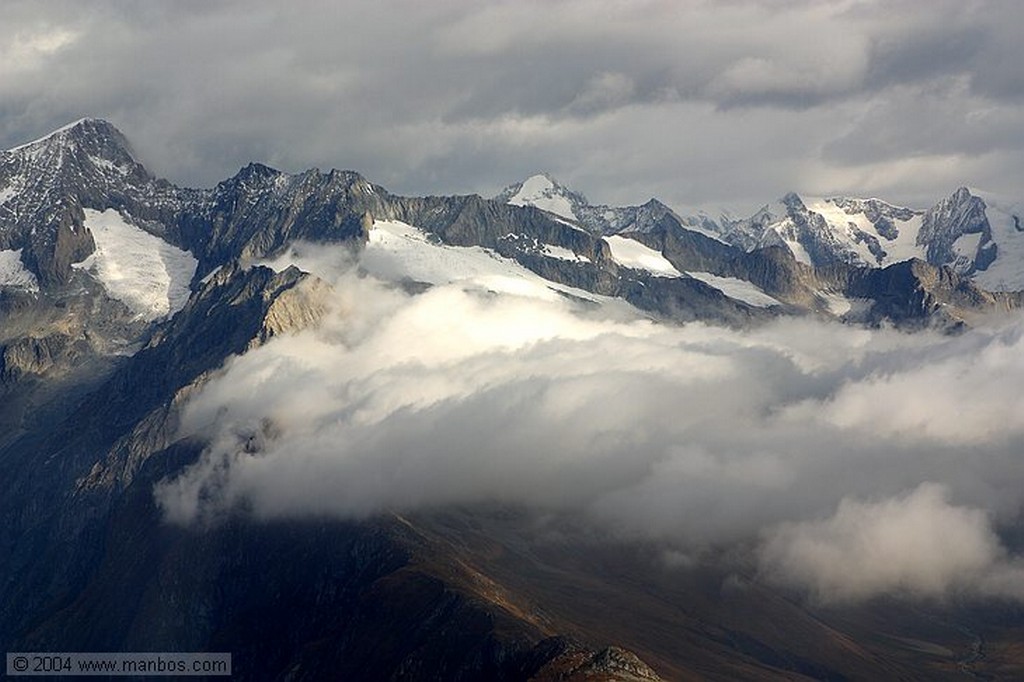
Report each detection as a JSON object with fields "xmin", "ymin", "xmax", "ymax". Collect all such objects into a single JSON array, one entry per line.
[
  {"xmin": 760, "ymin": 482, "xmax": 1024, "ymax": 604},
  {"xmin": 156, "ymin": 246, "xmax": 1024, "ymax": 604}
]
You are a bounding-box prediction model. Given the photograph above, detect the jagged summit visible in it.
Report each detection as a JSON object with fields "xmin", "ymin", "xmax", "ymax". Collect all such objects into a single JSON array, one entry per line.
[
  {"xmin": 1, "ymin": 117, "xmax": 147, "ymax": 189},
  {"xmin": 4, "ymin": 118, "xmax": 138, "ymax": 166},
  {"xmin": 495, "ymin": 174, "xmax": 728, "ymax": 244},
  {"xmin": 2, "ymin": 118, "xmax": 1022, "ymax": 300},
  {"xmin": 6, "ymin": 118, "xmax": 101, "ymax": 151},
  {"xmin": 0, "ymin": 119, "xmax": 167, "ymax": 286},
  {"xmin": 695, "ymin": 186, "xmax": 1024, "ymax": 290}
]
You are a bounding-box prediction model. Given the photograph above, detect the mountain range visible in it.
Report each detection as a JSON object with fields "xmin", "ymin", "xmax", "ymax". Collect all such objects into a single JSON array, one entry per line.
[
  {"xmin": 497, "ymin": 173, "xmax": 1024, "ymax": 293},
  {"xmin": 2, "ymin": 119, "xmax": 1024, "ymax": 680}
]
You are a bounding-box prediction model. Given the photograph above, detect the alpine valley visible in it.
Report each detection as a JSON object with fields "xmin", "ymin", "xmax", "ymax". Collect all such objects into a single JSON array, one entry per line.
[{"xmin": 3, "ymin": 119, "xmax": 1024, "ymax": 681}]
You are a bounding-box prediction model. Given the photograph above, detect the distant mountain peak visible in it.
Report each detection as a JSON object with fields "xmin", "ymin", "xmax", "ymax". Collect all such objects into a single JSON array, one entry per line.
[
  {"xmin": 525, "ymin": 171, "xmax": 560, "ymax": 186},
  {"xmin": 640, "ymin": 197, "xmax": 670, "ymax": 210},
  {"xmin": 0, "ymin": 118, "xmax": 155, "ymax": 286},
  {"xmin": 781, "ymin": 191, "xmax": 804, "ymax": 205},
  {"xmin": 5, "ymin": 117, "xmax": 95, "ymax": 152},
  {"xmin": 6, "ymin": 118, "xmax": 135, "ymax": 161},
  {"xmin": 515, "ymin": 172, "xmax": 565, "ymax": 189},
  {"xmin": 227, "ymin": 161, "xmax": 283, "ymax": 184},
  {"xmin": 951, "ymin": 185, "xmax": 974, "ymax": 200},
  {"xmin": 496, "ymin": 173, "xmax": 587, "ymax": 221}
]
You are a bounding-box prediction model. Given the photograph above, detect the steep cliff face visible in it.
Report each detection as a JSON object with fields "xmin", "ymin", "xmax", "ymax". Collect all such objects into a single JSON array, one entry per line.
[
  {"xmin": 0, "ymin": 264, "xmax": 329, "ymax": 646},
  {"xmin": 917, "ymin": 187, "xmax": 995, "ymax": 274}
]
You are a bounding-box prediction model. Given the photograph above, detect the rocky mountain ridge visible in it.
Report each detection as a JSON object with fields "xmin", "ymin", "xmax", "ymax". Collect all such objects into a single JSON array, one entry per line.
[
  {"xmin": 502, "ymin": 174, "xmax": 1024, "ymax": 293},
  {"xmin": 2, "ymin": 120, "xmax": 1019, "ymax": 345}
]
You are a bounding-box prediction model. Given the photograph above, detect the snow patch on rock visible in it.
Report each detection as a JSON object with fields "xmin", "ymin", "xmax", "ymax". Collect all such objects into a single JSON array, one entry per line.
[
  {"xmin": 76, "ymin": 208, "xmax": 197, "ymax": 320},
  {"xmin": 0, "ymin": 249, "xmax": 38, "ymax": 290},
  {"xmin": 603, "ymin": 235, "xmax": 682, "ymax": 277}
]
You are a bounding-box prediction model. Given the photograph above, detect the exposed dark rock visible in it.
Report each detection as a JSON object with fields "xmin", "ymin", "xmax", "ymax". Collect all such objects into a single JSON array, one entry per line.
[
  {"xmin": 0, "ymin": 332, "xmax": 75, "ymax": 384},
  {"xmin": 0, "ymin": 263, "xmax": 329, "ymax": 646},
  {"xmin": 917, "ymin": 187, "xmax": 992, "ymax": 275}
]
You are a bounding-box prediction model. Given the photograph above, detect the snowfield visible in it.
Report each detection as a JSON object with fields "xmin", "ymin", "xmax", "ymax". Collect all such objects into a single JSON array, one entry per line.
[
  {"xmin": 973, "ymin": 194, "xmax": 1024, "ymax": 291},
  {"xmin": 603, "ymin": 234, "xmax": 780, "ymax": 306},
  {"xmin": 363, "ymin": 219, "xmax": 614, "ymax": 303},
  {"xmin": 683, "ymin": 271, "xmax": 780, "ymax": 308},
  {"xmin": 0, "ymin": 249, "xmax": 38, "ymax": 290},
  {"xmin": 603, "ymin": 235, "xmax": 682, "ymax": 276},
  {"xmin": 76, "ymin": 209, "xmax": 197, "ymax": 320},
  {"xmin": 803, "ymin": 197, "xmax": 924, "ymax": 266},
  {"xmin": 259, "ymin": 219, "xmax": 632, "ymax": 313}
]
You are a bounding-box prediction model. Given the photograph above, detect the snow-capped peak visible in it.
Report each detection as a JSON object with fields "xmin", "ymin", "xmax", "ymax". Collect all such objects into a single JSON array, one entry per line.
[
  {"xmin": 496, "ymin": 174, "xmax": 732, "ymax": 244},
  {"xmin": 0, "ymin": 118, "xmax": 158, "ymax": 288},
  {"xmin": 3, "ymin": 118, "xmax": 139, "ymax": 169},
  {"xmin": 6, "ymin": 117, "xmax": 97, "ymax": 153},
  {"xmin": 499, "ymin": 173, "xmax": 583, "ymax": 221},
  {"xmin": 517, "ymin": 173, "xmax": 557, "ymax": 194}
]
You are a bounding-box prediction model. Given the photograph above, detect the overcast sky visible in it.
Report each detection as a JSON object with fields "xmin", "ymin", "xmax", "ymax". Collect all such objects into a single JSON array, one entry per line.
[{"xmin": 3, "ymin": 0, "xmax": 1022, "ymax": 213}]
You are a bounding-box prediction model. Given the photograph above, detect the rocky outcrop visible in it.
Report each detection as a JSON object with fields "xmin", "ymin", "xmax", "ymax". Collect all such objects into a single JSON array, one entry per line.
[
  {"xmin": 253, "ymin": 270, "xmax": 331, "ymax": 345},
  {"xmin": 917, "ymin": 187, "xmax": 993, "ymax": 274},
  {"xmin": 0, "ymin": 333, "xmax": 75, "ymax": 384},
  {"xmin": 19, "ymin": 199, "xmax": 95, "ymax": 287},
  {"xmin": 174, "ymin": 165, "xmax": 384, "ymax": 276},
  {"xmin": 848, "ymin": 258, "xmax": 1022, "ymax": 328},
  {"xmin": 530, "ymin": 643, "xmax": 663, "ymax": 681}
]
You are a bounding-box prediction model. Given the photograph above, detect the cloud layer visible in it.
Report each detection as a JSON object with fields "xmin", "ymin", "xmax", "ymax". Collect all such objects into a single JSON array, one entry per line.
[
  {"xmin": 3, "ymin": 1, "xmax": 1024, "ymax": 212},
  {"xmin": 760, "ymin": 483, "xmax": 1024, "ymax": 603},
  {"xmin": 156, "ymin": 250, "xmax": 1024, "ymax": 603}
]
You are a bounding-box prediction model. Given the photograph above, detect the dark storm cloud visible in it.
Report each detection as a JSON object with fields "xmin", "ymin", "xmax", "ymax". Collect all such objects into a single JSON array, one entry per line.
[{"xmin": 3, "ymin": 1, "xmax": 1024, "ymax": 213}]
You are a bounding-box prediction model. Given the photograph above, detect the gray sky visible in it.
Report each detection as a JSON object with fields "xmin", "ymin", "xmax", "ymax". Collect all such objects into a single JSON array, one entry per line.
[{"xmin": 3, "ymin": 0, "xmax": 1022, "ymax": 214}]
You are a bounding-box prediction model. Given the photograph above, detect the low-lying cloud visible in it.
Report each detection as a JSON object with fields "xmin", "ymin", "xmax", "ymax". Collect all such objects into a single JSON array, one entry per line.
[
  {"xmin": 760, "ymin": 483, "xmax": 1024, "ymax": 604},
  {"xmin": 155, "ymin": 254, "xmax": 1024, "ymax": 603}
]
